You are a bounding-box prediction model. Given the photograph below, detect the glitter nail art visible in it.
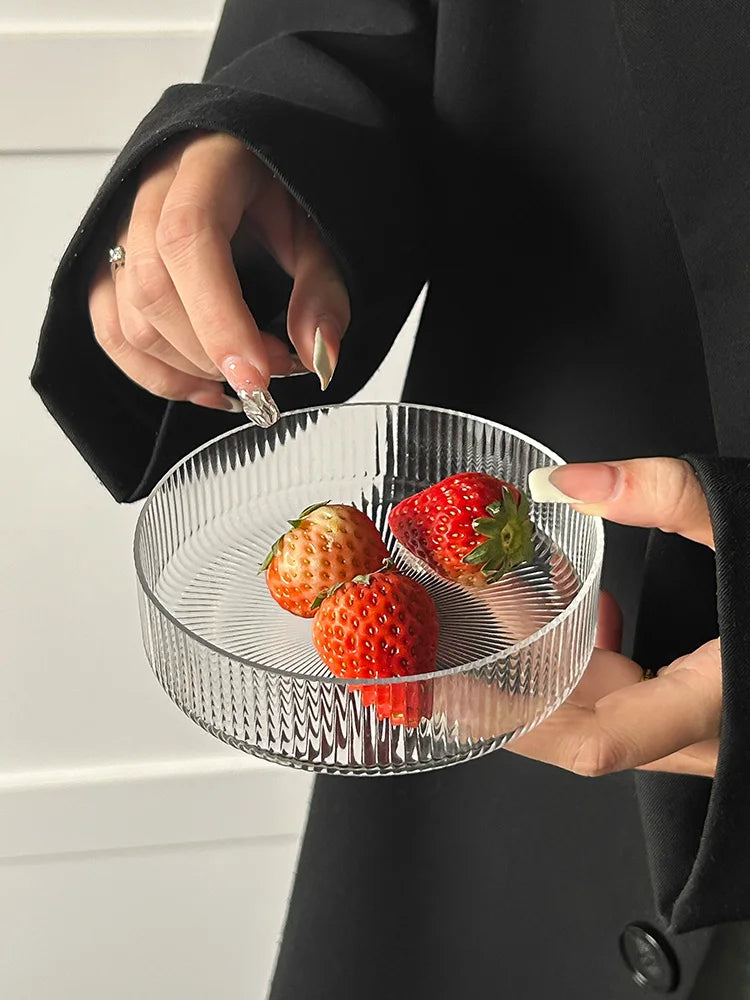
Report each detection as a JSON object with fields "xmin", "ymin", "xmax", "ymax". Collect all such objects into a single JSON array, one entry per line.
[
  {"xmin": 220, "ymin": 355, "xmax": 281, "ymax": 428},
  {"xmin": 236, "ymin": 386, "xmax": 280, "ymax": 427}
]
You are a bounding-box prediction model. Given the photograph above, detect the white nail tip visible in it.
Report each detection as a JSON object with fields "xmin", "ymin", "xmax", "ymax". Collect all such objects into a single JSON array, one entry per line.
[
  {"xmin": 528, "ymin": 466, "xmax": 577, "ymax": 504},
  {"xmin": 313, "ymin": 327, "xmax": 334, "ymax": 391}
]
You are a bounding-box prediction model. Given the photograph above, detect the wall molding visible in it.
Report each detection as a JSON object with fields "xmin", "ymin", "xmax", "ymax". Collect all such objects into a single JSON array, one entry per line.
[
  {"xmin": 0, "ymin": 756, "xmax": 312, "ymax": 860},
  {"xmin": 0, "ymin": 0, "xmax": 222, "ymax": 25}
]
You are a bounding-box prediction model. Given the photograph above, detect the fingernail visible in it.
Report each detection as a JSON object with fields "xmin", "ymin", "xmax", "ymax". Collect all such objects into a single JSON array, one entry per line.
[
  {"xmin": 187, "ymin": 390, "xmax": 244, "ymax": 413},
  {"xmin": 287, "ymin": 353, "xmax": 309, "ymax": 376},
  {"xmin": 220, "ymin": 355, "xmax": 280, "ymax": 428},
  {"xmin": 271, "ymin": 353, "xmax": 314, "ymax": 378},
  {"xmin": 313, "ymin": 324, "xmax": 338, "ymax": 391},
  {"xmin": 528, "ymin": 464, "xmax": 622, "ymax": 504},
  {"xmin": 220, "ymin": 394, "xmax": 244, "ymax": 413}
]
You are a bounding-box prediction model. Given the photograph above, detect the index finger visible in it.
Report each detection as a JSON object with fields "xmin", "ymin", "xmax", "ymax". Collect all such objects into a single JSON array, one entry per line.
[
  {"xmin": 528, "ymin": 457, "xmax": 713, "ymax": 548},
  {"xmin": 155, "ymin": 134, "xmax": 279, "ymax": 418}
]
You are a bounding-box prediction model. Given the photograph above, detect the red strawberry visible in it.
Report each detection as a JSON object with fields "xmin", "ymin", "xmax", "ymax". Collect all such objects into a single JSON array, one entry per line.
[
  {"xmin": 262, "ymin": 503, "xmax": 389, "ymax": 618},
  {"xmin": 388, "ymin": 472, "xmax": 535, "ymax": 587},
  {"xmin": 312, "ymin": 567, "xmax": 438, "ymax": 727}
]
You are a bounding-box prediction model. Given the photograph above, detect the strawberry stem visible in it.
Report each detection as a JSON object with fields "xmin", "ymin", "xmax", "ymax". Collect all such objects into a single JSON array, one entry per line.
[{"xmin": 462, "ymin": 486, "xmax": 535, "ymax": 582}]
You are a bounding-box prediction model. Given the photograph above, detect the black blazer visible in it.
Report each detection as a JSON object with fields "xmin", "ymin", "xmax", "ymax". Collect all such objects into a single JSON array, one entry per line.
[{"xmin": 31, "ymin": 2, "xmax": 750, "ymax": 996}]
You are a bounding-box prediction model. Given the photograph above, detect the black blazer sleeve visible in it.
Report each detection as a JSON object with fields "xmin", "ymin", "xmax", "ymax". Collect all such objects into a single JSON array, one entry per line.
[
  {"xmin": 637, "ymin": 455, "xmax": 750, "ymax": 934},
  {"xmin": 31, "ymin": 0, "xmax": 435, "ymax": 503}
]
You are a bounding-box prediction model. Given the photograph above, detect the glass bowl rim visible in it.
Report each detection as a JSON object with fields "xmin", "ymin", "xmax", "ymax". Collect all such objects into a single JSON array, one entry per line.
[{"xmin": 133, "ymin": 401, "xmax": 604, "ymax": 684}]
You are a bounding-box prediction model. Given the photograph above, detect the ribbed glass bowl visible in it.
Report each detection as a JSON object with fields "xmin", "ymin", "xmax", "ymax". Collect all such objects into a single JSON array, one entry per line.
[{"xmin": 134, "ymin": 403, "xmax": 604, "ymax": 775}]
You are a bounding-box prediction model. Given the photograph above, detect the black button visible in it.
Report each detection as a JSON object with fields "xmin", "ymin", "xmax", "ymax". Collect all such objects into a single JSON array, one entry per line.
[{"xmin": 620, "ymin": 923, "xmax": 679, "ymax": 993}]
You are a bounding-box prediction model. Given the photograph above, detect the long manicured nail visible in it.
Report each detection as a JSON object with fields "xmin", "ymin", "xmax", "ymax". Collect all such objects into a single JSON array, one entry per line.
[
  {"xmin": 313, "ymin": 323, "xmax": 339, "ymax": 390},
  {"xmin": 188, "ymin": 390, "xmax": 243, "ymax": 413},
  {"xmin": 528, "ymin": 463, "xmax": 622, "ymax": 504},
  {"xmin": 220, "ymin": 355, "xmax": 280, "ymax": 428}
]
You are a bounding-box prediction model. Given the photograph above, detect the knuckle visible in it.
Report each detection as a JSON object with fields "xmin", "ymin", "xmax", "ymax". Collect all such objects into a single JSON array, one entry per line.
[
  {"xmin": 142, "ymin": 374, "xmax": 183, "ymax": 401},
  {"xmin": 655, "ymin": 460, "xmax": 695, "ymax": 534},
  {"xmin": 664, "ymin": 660, "xmax": 722, "ymax": 734},
  {"xmin": 569, "ymin": 734, "xmax": 624, "ymax": 778},
  {"xmin": 127, "ymin": 253, "xmax": 172, "ymax": 313},
  {"xmin": 156, "ymin": 204, "xmax": 211, "ymax": 257},
  {"xmin": 123, "ymin": 321, "xmax": 161, "ymax": 355}
]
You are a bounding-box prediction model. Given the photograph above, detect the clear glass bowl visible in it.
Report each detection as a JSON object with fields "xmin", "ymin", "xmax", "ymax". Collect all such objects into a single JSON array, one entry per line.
[{"xmin": 134, "ymin": 403, "xmax": 604, "ymax": 775}]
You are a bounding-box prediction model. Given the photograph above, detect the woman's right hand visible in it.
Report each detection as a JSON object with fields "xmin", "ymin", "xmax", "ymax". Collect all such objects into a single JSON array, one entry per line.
[{"xmin": 88, "ymin": 132, "xmax": 350, "ymax": 422}]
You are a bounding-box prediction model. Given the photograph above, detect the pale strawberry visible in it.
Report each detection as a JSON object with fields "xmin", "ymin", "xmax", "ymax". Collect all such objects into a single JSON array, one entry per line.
[{"xmin": 262, "ymin": 503, "xmax": 389, "ymax": 618}]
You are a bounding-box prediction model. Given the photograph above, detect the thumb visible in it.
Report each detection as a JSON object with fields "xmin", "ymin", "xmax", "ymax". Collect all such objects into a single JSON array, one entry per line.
[
  {"xmin": 529, "ymin": 457, "xmax": 713, "ymax": 548},
  {"xmin": 243, "ymin": 174, "xmax": 350, "ymax": 390},
  {"xmin": 286, "ymin": 220, "xmax": 350, "ymax": 390}
]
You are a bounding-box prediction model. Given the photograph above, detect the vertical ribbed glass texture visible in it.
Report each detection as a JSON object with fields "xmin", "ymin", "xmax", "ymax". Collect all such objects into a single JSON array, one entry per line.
[{"xmin": 134, "ymin": 404, "xmax": 604, "ymax": 775}]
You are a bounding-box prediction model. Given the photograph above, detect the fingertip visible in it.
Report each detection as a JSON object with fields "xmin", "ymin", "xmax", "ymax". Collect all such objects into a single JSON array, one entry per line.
[
  {"xmin": 188, "ymin": 389, "xmax": 244, "ymax": 413},
  {"xmin": 286, "ymin": 238, "xmax": 350, "ymax": 388},
  {"xmin": 219, "ymin": 355, "xmax": 270, "ymax": 391},
  {"xmin": 260, "ymin": 332, "xmax": 315, "ymax": 378},
  {"xmin": 596, "ymin": 590, "xmax": 623, "ymax": 652}
]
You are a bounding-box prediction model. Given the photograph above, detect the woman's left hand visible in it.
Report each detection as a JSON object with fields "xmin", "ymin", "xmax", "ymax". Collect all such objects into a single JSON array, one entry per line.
[{"xmin": 510, "ymin": 457, "xmax": 721, "ymax": 779}]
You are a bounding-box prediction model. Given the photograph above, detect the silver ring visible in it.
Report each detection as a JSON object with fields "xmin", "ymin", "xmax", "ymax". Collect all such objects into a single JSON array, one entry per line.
[{"xmin": 108, "ymin": 245, "xmax": 126, "ymax": 277}]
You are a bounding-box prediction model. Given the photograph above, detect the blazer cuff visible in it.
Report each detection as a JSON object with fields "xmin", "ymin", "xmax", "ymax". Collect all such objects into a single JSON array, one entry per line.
[
  {"xmin": 639, "ymin": 454, "xmax": 750, "ymax": 932},
  {"xmin": 31, "ymin": 73, "xmax": 426, "ymax": 501}
]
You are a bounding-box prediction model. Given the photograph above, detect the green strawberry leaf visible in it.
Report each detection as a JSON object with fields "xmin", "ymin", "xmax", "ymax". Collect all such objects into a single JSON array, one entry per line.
[
  {"xmin": 287, "ymin": 500, "xmax": 331, "ymax": 530},
  {"xmin": 461, "ymin": 486, "xmax": 536, "ymax": 583},
  {"xmin": 462, "ymin": 539, "xmax": 496, "ymax": 565},
  {"xmin": 259, "ymin": 500, "xmax": 331, "ymax": 572},
  {"xmin": 311, "ymin": 558, "xmax": 396, "ymax": 608},
  {"xmin": 503, "ymin": 486, "xmax": 518, "ymax": 520},
  {"xmin": 258, "ymin": 539, "xmax": 280, "ymax": 573},
  {"xmin": 350, "ymin": 558, "xmax": 396, "ymax": 588},
  {"xmin": 311, "ymin": 578, "xmax": 348, "ymax": 610},
  {"xmin": 472, "ymin": 517, "xmax": 499, "ymax": 537}
]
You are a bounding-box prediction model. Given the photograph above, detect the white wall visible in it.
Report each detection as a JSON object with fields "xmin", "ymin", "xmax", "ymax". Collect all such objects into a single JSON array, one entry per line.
[{"xmin": 0, "ymin": 5, "xmax": 420, "ymax": 999}]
